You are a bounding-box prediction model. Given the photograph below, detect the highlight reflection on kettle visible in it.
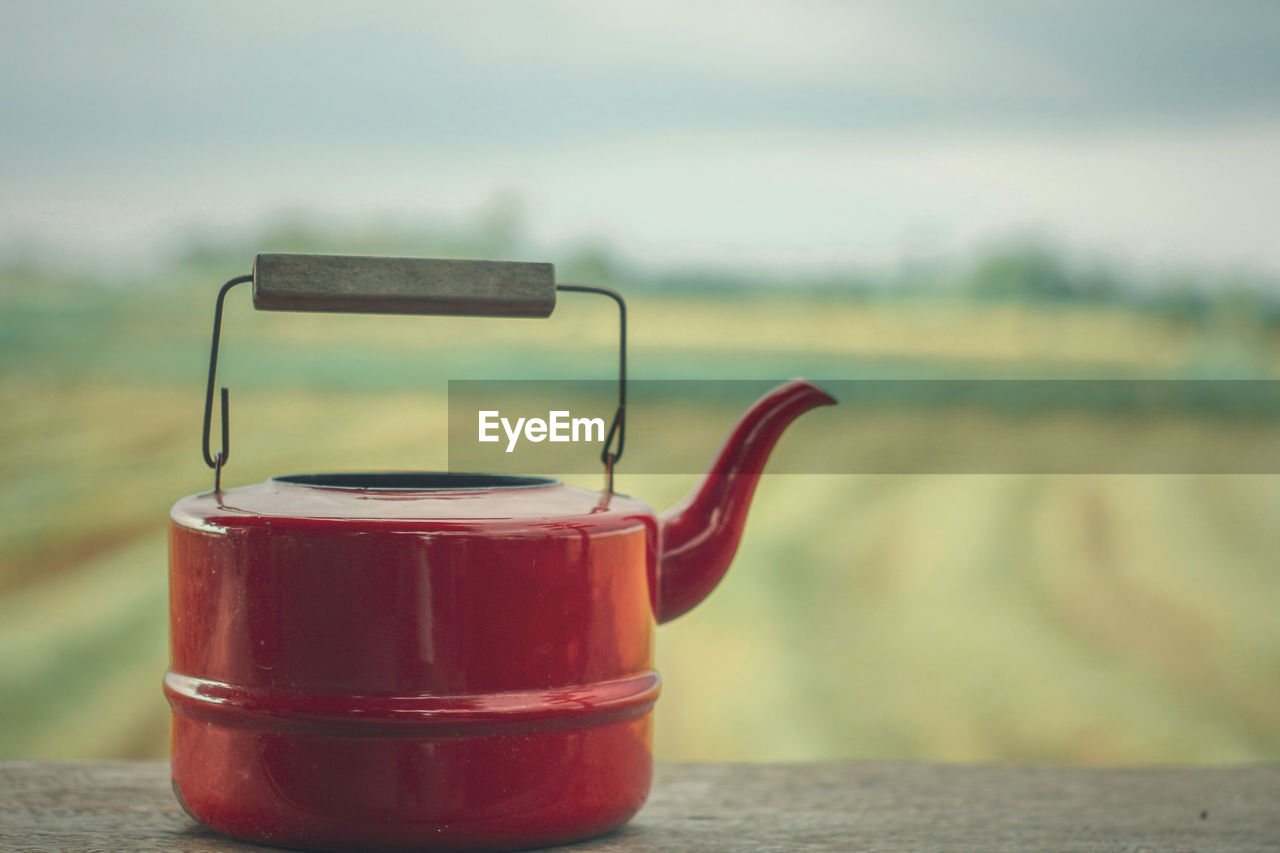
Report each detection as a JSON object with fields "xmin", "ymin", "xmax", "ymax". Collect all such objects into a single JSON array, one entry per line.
[{"xmin": 166, "ymin": 254, "xmax": 836, "ymax": 852}]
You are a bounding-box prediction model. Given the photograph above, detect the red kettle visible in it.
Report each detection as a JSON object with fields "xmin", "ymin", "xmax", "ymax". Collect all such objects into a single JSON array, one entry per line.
[{"xmin": 166, "ymin": 255, "xmax": 835, "ymax": 852}]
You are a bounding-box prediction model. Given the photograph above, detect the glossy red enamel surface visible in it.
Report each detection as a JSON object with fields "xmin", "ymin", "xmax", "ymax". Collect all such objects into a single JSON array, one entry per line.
[
  {"xmin": 166, "ymin": 380, "xmax": 834, "ymax": 852},
  {"xmin": 169, "ymin": 480, "xmax": 659, "ymax": 852}
]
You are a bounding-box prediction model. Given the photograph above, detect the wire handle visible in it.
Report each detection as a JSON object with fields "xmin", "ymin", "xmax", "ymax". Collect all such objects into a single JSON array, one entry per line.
[
  {"xmin": 201, "ymin": 261, "xmax": 626, "ymax": 493},
  {"xmin": 556, "ymin": 284, "xmax": 626, "ymax": 493}
]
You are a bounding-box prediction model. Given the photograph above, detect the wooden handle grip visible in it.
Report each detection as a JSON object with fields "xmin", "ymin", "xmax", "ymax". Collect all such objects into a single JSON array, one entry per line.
[{"xmin": 252, "ymin": 254, "xmax": 556, "ymax": 317}]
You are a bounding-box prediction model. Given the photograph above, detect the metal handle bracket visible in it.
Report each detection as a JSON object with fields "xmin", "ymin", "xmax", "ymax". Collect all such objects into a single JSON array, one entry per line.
[{"xmin": 201, "ymin": 257, "xmax": 626, "ymax": 493}]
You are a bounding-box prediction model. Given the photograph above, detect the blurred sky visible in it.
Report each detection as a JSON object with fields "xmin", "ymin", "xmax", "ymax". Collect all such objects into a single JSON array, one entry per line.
[{"xmin": 3, "ymin": 0, "xmax": 1279, "ymax": 277}]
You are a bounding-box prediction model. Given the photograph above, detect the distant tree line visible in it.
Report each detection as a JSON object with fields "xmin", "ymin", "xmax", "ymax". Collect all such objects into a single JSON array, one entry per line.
[{"xmin": 5, "ymin": 212, "xmax": 1277, "ymax": 325}]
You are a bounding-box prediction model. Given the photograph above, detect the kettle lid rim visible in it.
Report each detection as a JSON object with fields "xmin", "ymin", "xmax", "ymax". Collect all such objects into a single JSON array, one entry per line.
[{"xmin": 171, "ymin": 474, "xmax": 652, "ymax": 528}]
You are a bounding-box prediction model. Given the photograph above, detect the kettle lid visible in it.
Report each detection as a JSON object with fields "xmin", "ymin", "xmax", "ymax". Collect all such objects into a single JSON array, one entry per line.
[{"xmin": 171, "ymin": 471, "xmax": 652, "ymax": 531}]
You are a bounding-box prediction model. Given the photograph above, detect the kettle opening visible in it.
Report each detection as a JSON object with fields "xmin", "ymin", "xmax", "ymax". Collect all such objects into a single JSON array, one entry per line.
[{"xmin": 271, "ymin": 472, "xmax": 560, "ymax": 491}]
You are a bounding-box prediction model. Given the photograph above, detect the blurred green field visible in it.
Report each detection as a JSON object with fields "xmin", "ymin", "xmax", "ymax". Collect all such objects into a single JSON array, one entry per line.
[{"xmin": 2, "ymin": 261, "xmax": 1279, "ymax": 763}]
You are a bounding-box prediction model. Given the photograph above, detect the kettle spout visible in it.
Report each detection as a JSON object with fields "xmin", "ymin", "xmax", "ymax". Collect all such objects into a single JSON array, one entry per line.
[{"xmin": 657, "ymin": 379, "xmax": 836, "ymax": 623}]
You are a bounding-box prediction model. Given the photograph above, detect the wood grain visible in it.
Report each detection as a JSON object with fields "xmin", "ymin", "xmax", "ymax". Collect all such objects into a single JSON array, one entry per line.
[{"xmin": 1, "ymin": 761, "xmax": 1276, "ymax": 852}]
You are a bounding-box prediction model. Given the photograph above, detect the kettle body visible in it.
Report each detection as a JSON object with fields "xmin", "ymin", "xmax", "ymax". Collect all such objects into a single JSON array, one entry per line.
[
  {"xmin": 167, "ymin": 379, "xmax": 834, "ymax": 852},
  {"xmin": 169, "ymin": 473, "xmax": 661, "ymax": 852}
]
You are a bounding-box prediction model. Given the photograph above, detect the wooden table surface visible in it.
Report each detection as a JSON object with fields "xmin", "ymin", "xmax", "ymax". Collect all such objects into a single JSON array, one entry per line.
[{"xmin": 1, "ymin": 761, "xmax": 1276, "ymax": 852}]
